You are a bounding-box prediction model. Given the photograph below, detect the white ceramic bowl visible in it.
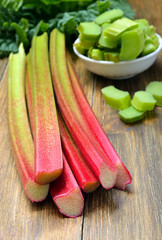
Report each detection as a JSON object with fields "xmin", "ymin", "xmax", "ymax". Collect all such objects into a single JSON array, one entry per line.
[{"xmin": 73, "ymin": 34, "xmax": 162, "ymax": 80}]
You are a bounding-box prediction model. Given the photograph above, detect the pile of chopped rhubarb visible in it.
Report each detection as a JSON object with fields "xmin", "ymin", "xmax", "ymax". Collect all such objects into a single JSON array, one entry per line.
[{"xmin": 8, "ymin": 29, "xmax": 132, "ymax": 218}]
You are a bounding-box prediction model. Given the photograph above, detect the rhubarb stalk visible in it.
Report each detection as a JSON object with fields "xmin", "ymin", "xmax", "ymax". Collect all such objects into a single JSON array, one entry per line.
[
  {"xmin": 30, "ymin": 33, "xmax": 63, "ymax": 185},
  {"xmin": 50, "ymin": 29, "xmax": 117, "ymax": 190},
  {"xmin": 58, "ymin": 112, "xmax": 100, "ymax": 193},
  {"xmin": 67, "ymin": 53, "xmax": 132, "ymax": 190},
  {"xmin": 25, "ymin": 51, "xmax": 34, "ymax": 134},
  {"xmin": 50, "ymin": 154, "xmax": 84, "ymax": 218},
  {"xmin": 8, "ymin": 44, "xmax": 49, "ymax": 202}
]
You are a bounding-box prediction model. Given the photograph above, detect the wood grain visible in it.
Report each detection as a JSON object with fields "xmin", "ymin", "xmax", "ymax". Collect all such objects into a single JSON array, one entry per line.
[{"xmin": 0, "ymin": 1, "xmax": 162, "ymax": 239}]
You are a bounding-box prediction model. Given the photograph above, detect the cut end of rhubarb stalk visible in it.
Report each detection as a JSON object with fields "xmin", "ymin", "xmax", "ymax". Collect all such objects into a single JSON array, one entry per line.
[
  {"xmin": 114, "ymin": 161, "xmax": 132, "ymax": 190},
  {"xmin": 54, "ymin": 188, "xmax": 84, "ymax": 218},
  {"xmin": 25, "ymin": 179, "xmax": 49, "ymax": 202},
  {"xmin": 99, "ymin": 162, "xmax": 117, "ymax": 189},
  {"xmin": 35, "ymin": 169, "xmax": 63, "ymax": 185},
  {"xmin": 83, "ymin": 181, "xmax": 100, "ymax": 193}
]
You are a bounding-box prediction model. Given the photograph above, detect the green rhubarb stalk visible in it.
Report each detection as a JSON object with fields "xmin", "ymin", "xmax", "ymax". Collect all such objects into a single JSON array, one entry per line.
[
  {"xmin": 8, "ymin": 44, "xmax": 49, "ymax": 202},
  {"xmin": 50, "ymin": 28, "xmax": 117, "ymax": 190},
  {"xmin": 30, "ymin": 33, "xmax": 63, "ymax": 185}
]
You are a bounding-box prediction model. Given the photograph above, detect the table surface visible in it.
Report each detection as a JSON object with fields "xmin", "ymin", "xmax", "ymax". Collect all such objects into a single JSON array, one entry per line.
[{"xmin": 0, "ymin": 1, "xmax": 161, "ymax": 239}]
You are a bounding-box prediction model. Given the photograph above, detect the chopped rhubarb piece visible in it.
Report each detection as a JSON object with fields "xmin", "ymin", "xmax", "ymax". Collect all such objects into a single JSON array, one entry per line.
[
  {"xmin": 103, "ymin": 17, "xmax": 139, "ymax": 39},
  {"xmin": 101, "ymin": 85, "xmax": 131, "ymax": 110},
  {"xmin": 104, "ymin": 51, "xmax": 120, "ymax": 63},
  {"xmin": 95, "ymin": 9, "xmax": 124, "ymax": 25},
  {"xmin": 8, "ymin": 44, "xmax": 49, "ymax": 202},
  {"xmin": 73, "ymin": 41, "xmax": 87, "ymax": 55},
  {"xmin": 132, "ymin": 91, "xmax": 156, "ymax": 111},
  {"xmin": 50, "ymin": 155, "xmax": 84, "ymax": 218},
  {"xmin": 119, "ymin": 28, "xmax": 145, "ymax": 61},
  {"xmin": 98, "ymin": 22, "xmax": 118, "ymax": 49},
  {"xmin": 66, "ymin": 53, "xmax": 132, "ymax": 190},
  {"xmin": 146, "ymin": 81, "xmax": 162, "ymax": 106},
  {"xmin": 30, "ymin": 33, "xmax": 62, "ymax": 185},
  {"xmin": 77, "ymin": 22, "xmax": 101, "ymax": 41},
  {"xmin": 50, "ymin": 29, "xmax": 117, "ymax": 190},
  {"xmin": 89, "ymin": 48, "xmax": 104, "ymax": 60},
  {"xmin": 119, "ymin": 106, "xmax": 145, "ymax": 123},
  {"xmin": 141, "ymin": 42, "xmax": 156, "ymax": 56},
  {"xmin": 58, "ymin": 112, "xmax": 100, "ymax": 193}
]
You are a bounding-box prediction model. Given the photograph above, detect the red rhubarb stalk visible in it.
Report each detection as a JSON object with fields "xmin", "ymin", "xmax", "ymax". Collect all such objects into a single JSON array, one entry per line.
[
  {"xmin": 67, "ymin": 53, "xmax": 132, "ymax": 190},
  {"xmin": 25, "ymin": 51, "xmax": 34, "ymax": 134},
  {"xmin": 30, "ymin": 33, "xmax": 63, "ymax": 185},
  {"xmin": 50, "ymin": 154, "xmax": 84, "ymax": 218},
  {"xmin": 50, "ymin": 29, "xmax": 117, "ymax": 190},
  {"xmin": 8, "ymin": 44, "xmax": 49, "ymax": 202},
  {"xmin": 58, "ymin": 112, "xmax": 100, "ymax": 193}
]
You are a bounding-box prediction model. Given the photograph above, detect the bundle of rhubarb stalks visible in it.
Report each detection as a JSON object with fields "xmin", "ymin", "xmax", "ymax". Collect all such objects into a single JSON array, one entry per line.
[{"xmin": 8, "ymin": 28, "xmax": 132, "ymax": 218}]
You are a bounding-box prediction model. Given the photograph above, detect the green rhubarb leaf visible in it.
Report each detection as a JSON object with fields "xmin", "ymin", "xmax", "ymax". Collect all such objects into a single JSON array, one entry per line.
[
  {"xmin": 0, "ymin": 0, "xmax": 135, "ymax": 57},
  {"xmin": 87, "ymin": 0, "xmax": 110, "ymax": 13},
  {"xmin": 29, "ymin": 20, "xmax": 49, "ymax": 37},
  {"xmin": 56, "ymin": 13, "xmax": 77, "ymax": 35},
  {"xmin": 40, "ymin": 0, "xmax": 60, "ymax": 5},
  {"xmin": 0, "ymin": 39, "xmax": 18, "ymax": 57},
  {"xmin": 109, "ymin": 0, "xmax": 135, "ymax": 19},
  {"xmin": 3, "ymin": 21, "xmax": 10, "ymax": 29},
  {"xmin": 11, "ymin": 21, "xmax": 29, "ymax": 48},
  {"xmin": 19, "ymin": 18, "xmax": 29, "ymax": 32},
  {"xmin": 74, "ymin": 10, "xmax": 97, "ymax": 23},
  {"xmin": 1, "ymin": 0, "xmax": 23, "ymax": 11}
]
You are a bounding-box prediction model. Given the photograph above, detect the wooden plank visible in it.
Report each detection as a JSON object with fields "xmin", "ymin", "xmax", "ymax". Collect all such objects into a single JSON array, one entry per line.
[
  {"xmin": 81, "ymin": 0, "xmax": 162, "ymax": 239},
  {"xmin": 0, "ymin": 66, "xmax": 83, "ymax": 240},
  {"xmin": 82, "ymin": 116, "xmax": 161, "ymax": 240},
  {"xmin": 0, "ymin": 58, "xmax": 7, "ymax": 82}
]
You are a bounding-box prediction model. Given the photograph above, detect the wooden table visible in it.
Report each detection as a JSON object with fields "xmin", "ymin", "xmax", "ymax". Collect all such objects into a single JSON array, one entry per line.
[{"xmin": 0, "ymin": 1, "xmax": 161, "ymax": 239}]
